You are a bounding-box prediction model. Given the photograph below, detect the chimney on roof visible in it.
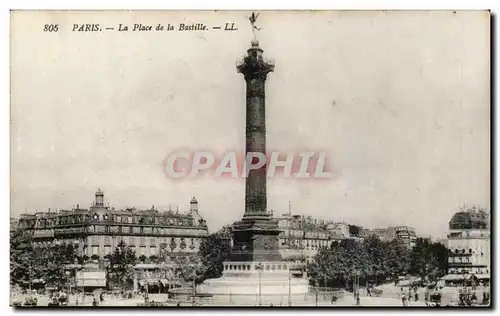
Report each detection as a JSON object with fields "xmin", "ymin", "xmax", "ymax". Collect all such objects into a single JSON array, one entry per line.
[{"xmin": 190, "ymin": 197, "xmax": 199, "ymax": 213}]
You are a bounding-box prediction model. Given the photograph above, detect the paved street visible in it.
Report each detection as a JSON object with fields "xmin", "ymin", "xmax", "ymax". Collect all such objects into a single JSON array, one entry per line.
[{"xmin": 11, "ymin": 287, "xmax": 430, "ymax": 307}]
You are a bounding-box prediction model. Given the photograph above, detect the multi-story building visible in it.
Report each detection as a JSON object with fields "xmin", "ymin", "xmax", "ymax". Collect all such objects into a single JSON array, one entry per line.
[
  {"xmin": 276, "ymin": 214, "xmax": 365, "ymax": 263},
  {"xmin": 359, "ymin": 225, "xmax": 417, "ymax": 249},
  {"xmin": 327, "ymin": 222, "xmax": 351, "ymax": 239},
  {"xmin": 370, "ymin": 228, "xmax": 390, "ymax": 241},
  {"xmin": 13, "ymin": 191, "xmax": 209, "ymax": 261},
  {"xmin": 386, "ymin": 226, "xmax": 417, "ymax": 249},
  {"xmin": 444, "ymin": 207, "xmax": 490, "ymax": 286}
]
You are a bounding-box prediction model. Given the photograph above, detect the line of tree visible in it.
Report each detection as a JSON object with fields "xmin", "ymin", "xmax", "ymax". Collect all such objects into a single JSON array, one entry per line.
[
  {"xmin": 308, "ymin": 236, "xmax": 448, "ymax": 290},
  {"xmin": 10, "ymin": 230, "xmax": 78, "ymax": 290},
  {"xmin": 107, "ymin": 240, "xmax": 137, "ymax": 292}
]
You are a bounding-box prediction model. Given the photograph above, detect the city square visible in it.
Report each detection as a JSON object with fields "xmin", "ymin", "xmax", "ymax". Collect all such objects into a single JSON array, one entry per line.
[{"xmin": 9, "ymin": 11, "xmax": 490, "ymax": 308}]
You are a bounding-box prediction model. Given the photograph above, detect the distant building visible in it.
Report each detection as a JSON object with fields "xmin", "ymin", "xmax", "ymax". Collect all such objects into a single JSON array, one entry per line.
[
  {"xmin": 276, "ymin": 214, "xmax": 365, "ymax": 263},
  {"xmin": 443, "ymin": 206, "xmax": 490, "ymax": 286},
  {"xmin": 386, "ymin": 226, "xmax": 417, "ymax": 249},
  {"xmin": 12, "ymin": 191, "xmax": 209, "ymax": 261},
  {"xmin": 362, "ymin": 226, "xmax": 417, "ymax": 249},
  {"xmin": 370, "ymin": 228, "xmax": 390, "ymax": 241}
]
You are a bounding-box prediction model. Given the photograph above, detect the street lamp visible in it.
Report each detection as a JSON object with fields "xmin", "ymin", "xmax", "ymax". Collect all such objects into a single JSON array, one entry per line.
[
  {"xmin": 324, "ymin": 274, "xmax": 327, "ymax": 300},
  {"xmin": 73, "ymin": 258, "xmax": 79, "ymax": 306},
  {"xmin": 28, "ymin": 264, "xmax": 32, "ymax": 296},
  {"xmin": 315, "ymin": 280, "xmax": 318, "ymax": 306},
  {"xmin": 256, "ymin": 263, "xmax": 263, "ymax": 306},
  {"xmin": 65, "ymin": 270, "xmax": 71, "ymax": 305},
  {"xmin": 288, "ymin": 268, "xmax": 292, "ymax": 306}
]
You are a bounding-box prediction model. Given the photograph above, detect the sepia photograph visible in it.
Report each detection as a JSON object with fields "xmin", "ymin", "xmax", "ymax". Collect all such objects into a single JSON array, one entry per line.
[{"xmin": 9, "ymin": 10, "xmax": 491, "ymax": 308}]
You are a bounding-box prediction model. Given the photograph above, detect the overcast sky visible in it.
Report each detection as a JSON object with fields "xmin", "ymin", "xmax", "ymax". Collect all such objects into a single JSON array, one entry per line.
[{"xmin": 11, "ymin": 11, "xmax": 490, "ymax": 238}]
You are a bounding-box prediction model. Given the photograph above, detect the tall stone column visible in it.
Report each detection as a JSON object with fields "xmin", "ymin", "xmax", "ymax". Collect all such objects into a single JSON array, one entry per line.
[
  {"xmin": 231, "ymin": 40, "xmax": 282, "ymax": 262},
  {"xmin": 237, "ymin": 39, "xmax": 273, "ymax": 217}
]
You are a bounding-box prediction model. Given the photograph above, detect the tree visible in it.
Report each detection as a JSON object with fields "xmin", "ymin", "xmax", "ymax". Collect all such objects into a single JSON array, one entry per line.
[
  {"xmin": 37, "ymin": 242, "xmax": 78, "ymax": 289},
  {"xmin": 177, "ymin": 256, "xmax": 207, "ymax": 286},
  {"xmin": 198, "ymin": 232, "xmax": 232, "ymax": 281},
  {"xmin": 10, "ymin": 230, "xmax": 36, "ymax": 287},
  {"xmin": 108, "ymin": 241, "xmax": 137, "ymax": 291},
  {"xmin": 384, "ymin": 239, "xmax": 411, "ymax": 282},
  {"xmin": 409, "ymin": 238, "xmax": 448, "ymax": 281},
  {"xmin": 309, "ymin": 246, "xmax": 332, "ymax": 287},
  {"xmin": 309, "ymin": 236, "xmax": 415, "ymax": 290},
  {"xmin": 10, "ymin": 231, "xmax": 78, "ymax": 289}
]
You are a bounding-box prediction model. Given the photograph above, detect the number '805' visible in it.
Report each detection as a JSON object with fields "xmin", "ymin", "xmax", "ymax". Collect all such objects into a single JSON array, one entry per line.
[{"xmin": 43, "ymin": 24, "xmax": 59, "ymax": 32}]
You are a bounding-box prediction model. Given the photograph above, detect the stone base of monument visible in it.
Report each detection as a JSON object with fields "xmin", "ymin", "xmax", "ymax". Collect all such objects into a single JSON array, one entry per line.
[{"xmin": 197, "ymin": 261, "xmax": 310, "ymax": 296}]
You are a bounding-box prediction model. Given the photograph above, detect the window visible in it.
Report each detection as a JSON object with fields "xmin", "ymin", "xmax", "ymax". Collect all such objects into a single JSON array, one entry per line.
[
  {"xmin": 150, "ymin": 238, "xmax": 156, "ymax": 246},
  {"xmin": 140, "ymin": 237, "xmax": 145, "ymax": 246},
  {"xmin": 104, "ymin": 236, "xmax": 110, "ymax": 245},
  {"xmin": 122, "ymin": 226, "xmax": 129, "ymax": 233},
  {"xmin": 92, "ymin": 236, "xmax": 99, "ymax": 245},
  {"xmin": 469, "ymin": 249, "xmax": 473, "ymax": 254}
]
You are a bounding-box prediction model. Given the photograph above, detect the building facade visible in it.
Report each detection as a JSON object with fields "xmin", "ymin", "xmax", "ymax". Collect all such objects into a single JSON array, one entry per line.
[
  {"xmin": 386, "ymin": 226, "xmax": 417, "ymax": 249},
  {"xmin": 13, "ymin": 191, "xmax": 209, "ymax": 261},
  {"xmin": 363, "ymin": 226, "xmax": 417, "ymax": 249},
  {"xmin": 445, "ymin": 207, "xmax": 490, "ymax": 286},
  {"xmin": 276, "ymin": 214, "xmax": 366, "ymax": 263}
]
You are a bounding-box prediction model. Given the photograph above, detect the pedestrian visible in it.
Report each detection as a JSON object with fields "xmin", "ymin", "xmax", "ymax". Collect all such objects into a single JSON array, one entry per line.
[
  {"xmin": 92, "ymin": 297, "xmax": 98, "ymax": 307},
  {"xmin": 331, "ymin": 294, "xmax": 337, "ymax": 304},
  {"xmin": 401, "ymin": 293, "xmax": 407, "ymax": 306},
  {"xmin": 356, "ymin": 293, "xmax": 360, "ymax": 306},
  {"xmin": 414, "ymin": 290, "xmax": 419, "ymax": 302}
]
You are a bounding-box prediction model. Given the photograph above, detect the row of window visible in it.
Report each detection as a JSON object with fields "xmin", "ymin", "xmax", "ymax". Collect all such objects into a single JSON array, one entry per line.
[
  {"xmin": 451, "ymin": 248, "xmax": 486, "ymax": 255},
  {"xmin": 278, "ymin": 238, "xmax": 332, "ymax": 248},
  {"xmin": 448, "ymin": 268, "xmax": 489, "ymax": 274},
  {"xmin": 25, "ymin": 214, "xmax": 198, "ymax": 228},
  {"xmin": 33, "ymin": 225, "xmax": 206, "ymax": 236},
  {"xmin": 225, "ymin": 263, "xmax": 289, "ymax": 271},
  {"xmin": 90, "ymin": 236, "xmax": 198, "ymax": 247}
]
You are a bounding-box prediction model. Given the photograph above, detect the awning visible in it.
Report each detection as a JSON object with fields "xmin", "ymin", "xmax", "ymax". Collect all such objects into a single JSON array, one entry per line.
[
  {"xmin": 159, "ymin": 279, "xmax": 169, "ymax": 286},
  {"xmin": 31, "ymin": 279, "xmax": 45, "ymax": 284},
  {"xmin": 471, "ymin": 274, "xmax": 490, "ymax": 280},
  {"xmin": 441, "ymin": 274, "xmax": 471, "ymax": 281},
  {"xmin": 77, "ymin": 279, "xmax": 106, "ymax": 287},
  {"xmin": 135, "ymin": 264, "xmax": 159, "ymax": 269}
]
